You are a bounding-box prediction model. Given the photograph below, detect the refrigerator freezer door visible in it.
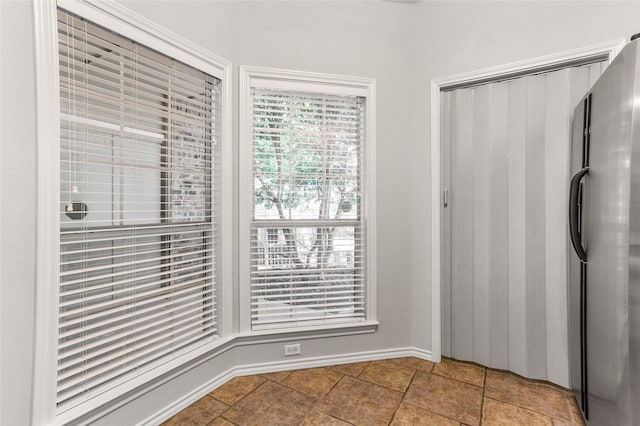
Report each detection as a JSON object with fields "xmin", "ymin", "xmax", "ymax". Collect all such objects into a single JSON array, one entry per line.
[
  {"xmin": 582, "ymin": 39, "xmax": 640, "ymax": 425},
  {"xmin": 626, "ymin": 41, "xmax": 640, "ymax": 426}
]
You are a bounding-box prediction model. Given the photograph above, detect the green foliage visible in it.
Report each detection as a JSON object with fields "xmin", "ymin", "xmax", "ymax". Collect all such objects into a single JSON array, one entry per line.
[
  {"xmin": 253, "ymin": 93, "xmax": 360, "ymax": 220},
  {"xmin": 252, "ymin": 91, "xmax": 362, "ymax": 270}
]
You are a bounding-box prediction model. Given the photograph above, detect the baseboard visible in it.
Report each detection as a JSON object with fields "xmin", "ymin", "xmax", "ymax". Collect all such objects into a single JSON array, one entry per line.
[
  {"xmin": 140, "ymin": 346, "xmax": 433, "ymax": 425},
  {"xmin": 233, "ymin": 346, "xmax": 433, "ymax": 377}
]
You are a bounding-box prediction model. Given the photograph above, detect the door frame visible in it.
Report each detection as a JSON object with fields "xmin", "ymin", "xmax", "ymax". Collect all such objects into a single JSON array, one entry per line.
[{"xmin": 429, "ymin": 39, "xmax": 625, "ymax": 363}]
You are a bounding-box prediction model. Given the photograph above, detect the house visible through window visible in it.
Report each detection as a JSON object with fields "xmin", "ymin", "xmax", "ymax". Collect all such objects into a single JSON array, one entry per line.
[
  {"xmin": 57, "ymin": 9, "xmax": 220, "ymax": 411},
  {"xmin": 246, "ymin": 77, "xmax": 373, "ymax": 331}
]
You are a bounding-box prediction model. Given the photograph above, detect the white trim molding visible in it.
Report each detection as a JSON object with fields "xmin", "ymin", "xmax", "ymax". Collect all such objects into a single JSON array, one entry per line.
[
  {"xmin": 32, "ymin": 1, "xmax": 63, "ymax": 424},
  {"xmin": 32, "ymin": 1, "xmax": 232, "ymax": 425},
  {"xmin": 429, "ymin": 38, "xmax": 626, "ymax": 364},
  {"xmin": 53, "ymin": 322, "xmax": 380, "ymax": 426},
  {"xmin": 238, "ymin": 66, "xmax": 377, "ymax": 334},
  {"xmin": 434, "ymin": 38, "xmax": 625, "ymax": 91},
  {"xmin": 56, "ymin": 0, "xmax": 229, "ymax": 80},
  {"xmin": 140, "ymin": 346, "xmax": 433, "ymax": 426}
]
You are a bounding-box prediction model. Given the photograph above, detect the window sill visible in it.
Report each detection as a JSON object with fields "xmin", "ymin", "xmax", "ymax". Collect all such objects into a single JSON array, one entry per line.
[{"xmin": 234, "ymin": 320, "xmax": 379, "ymax": 344}]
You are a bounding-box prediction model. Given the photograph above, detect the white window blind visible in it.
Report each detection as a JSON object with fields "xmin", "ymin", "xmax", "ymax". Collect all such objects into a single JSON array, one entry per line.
[
  {"xmin": 250, "ymin": 88, "xmax": 367, "ymax": 330},
  {"xmin": 57, "ymin": 9, "xmax": 220, "ymax": 411}
]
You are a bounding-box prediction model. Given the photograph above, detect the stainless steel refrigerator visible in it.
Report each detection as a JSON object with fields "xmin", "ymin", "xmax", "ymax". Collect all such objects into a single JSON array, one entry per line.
[{"xmin": 568, "ymin": 35, "xmax": 640, "ymax": 425}]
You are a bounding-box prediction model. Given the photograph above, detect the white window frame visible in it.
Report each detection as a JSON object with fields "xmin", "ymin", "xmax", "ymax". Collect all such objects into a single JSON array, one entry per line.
[
  {"xmin": 239, "ymin": 66, "xmax": 377, "ymax": 335},
  {"xmin": 32, "ymin": 1, "xmax": 232, "ymax": 424}
]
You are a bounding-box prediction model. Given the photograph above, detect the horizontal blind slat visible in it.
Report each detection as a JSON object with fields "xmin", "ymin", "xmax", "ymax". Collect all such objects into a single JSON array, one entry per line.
[
  {"xmin": 59, "ymin": 266, "xmax": 214, "ymax": 309},
  {"xmin": 58, "ymin": 305, "xmax": 215, "ymax": 371},
  {"xmin": 56, "ymin": 325, "xmax": 216, "ymax": 397},
  {"xmin": 59, "ymin": 294, "xmax": 214, "ymax": 344},
  {"xmin": 61, "ymin": 242, "xmax": 212, "ymax": 268},
  {"xmin": 60, "ymin": 222, "xmax": 213, "ymax": 237},
  {"xmin": 59, "ymin": 283, "xmax": 216, "ymax": 328},
  {"xmin": 56, "ymin": 329, "xmax": 218, "ymax": 407}
]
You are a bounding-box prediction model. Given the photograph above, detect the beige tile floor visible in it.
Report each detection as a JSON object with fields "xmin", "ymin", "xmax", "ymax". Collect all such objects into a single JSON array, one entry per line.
[{"xmin": 162, "ymin": 357, "xmax": 585, "ymax": 426}]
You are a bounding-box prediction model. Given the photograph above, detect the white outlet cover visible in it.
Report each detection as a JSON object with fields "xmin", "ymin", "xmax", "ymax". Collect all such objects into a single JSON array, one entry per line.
[{"xmin": 284, "ymin": 344, "xmax": 301, "ymax": 356}]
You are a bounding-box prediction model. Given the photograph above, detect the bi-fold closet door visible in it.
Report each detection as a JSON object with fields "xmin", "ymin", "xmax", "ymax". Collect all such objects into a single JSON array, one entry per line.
[{"xmin": 441, "ymin": 61, "xmax": 604, "ymax": 386}]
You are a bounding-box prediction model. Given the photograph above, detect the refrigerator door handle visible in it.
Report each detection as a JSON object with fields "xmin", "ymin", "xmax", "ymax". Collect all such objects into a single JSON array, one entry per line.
[{"xmin": 569, "ymin": 167, "xmax": 589, "ymax": 262}]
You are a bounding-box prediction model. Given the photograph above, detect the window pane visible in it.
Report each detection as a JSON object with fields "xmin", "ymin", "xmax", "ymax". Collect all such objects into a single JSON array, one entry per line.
[
  {"xmin": 250, "ymin": 88, "xmax": 366, "ymax": 330},
  {"xmin": 252, "ymin": 90, "xmax": 362, "ymax": 221},
  {"xmin": 57, "ymin": 9, "xmax": 220, "ymax": 411}
]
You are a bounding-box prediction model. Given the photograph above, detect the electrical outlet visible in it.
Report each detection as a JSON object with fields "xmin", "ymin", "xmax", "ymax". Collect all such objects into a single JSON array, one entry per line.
[{"xmin": 284, "ymin": 343, "xmax": 301, "ymax": 356}]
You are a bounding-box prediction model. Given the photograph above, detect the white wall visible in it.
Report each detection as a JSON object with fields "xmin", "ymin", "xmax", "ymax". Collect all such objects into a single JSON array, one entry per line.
[{"xmin": 2, "ymin": 1, "xmax": 640, "ymax": 424}]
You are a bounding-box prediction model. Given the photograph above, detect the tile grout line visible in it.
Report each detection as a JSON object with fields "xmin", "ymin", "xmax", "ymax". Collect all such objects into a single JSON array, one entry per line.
[
  {"xmin": 204, "ymin": 393, "xmax": 235, "ymax": 426},
  {"xmin": 214, "ymin": 377, "xmax": 268, "ymax": 406},
  {"xmin": 385, "ymin": 366, "xmax": 419, "ymax": 425},
  {"xmin": 277, "ymin": 368, "xmax": 330, "ymax": 399},
  {"xmin": 429, "ymin": 359, "xmax": 486, "ymax": 425},
  {"xmin": 311, "ymin": 369, "xmax": 373, "ymax": 425},
  {"xmin": 260, "ymin": 370, "xmax": 292, "ymax": 383},
  {"xmin": 483, "ymin": 396, "xmax": 563, "ymax": 424},
  {"xmin": 399, "ymin": 401, "xmax": 463, "ymax": 425},
  {"xmin": 399, "ymin": 365, "xmax": 419, "ymax": 420},
  {"xmin": 480, "ymin": 370, "xmax": 575, "ymax": 423},
  {"xmin": 432, "ymin": 357, "xmax": 488, "ymax": 390},
  {"xmin": 304, "ymin": 369, "xmax": 347, "ymax": 422},
  {"xmin": 266, "ymin": 372, "xmax": 333, "ymax": 424},
  {"xmin": 313, "ymin": 375, "xmax": 356, "ymax": 425},
  {"xmin": 395, "ymin": 362, "xmax": 467, "ymax": 425},
  {"xmin": 321, "ymin": 368, "xmax": 349, "ymax": 396},
  {"xmin": 208, "ymin": 414, "xmax": 240, "ymax": 426},
  {"xmin": 431, "ymin": 369, "xmax": 486, "ymax": 388},
  {"xmin": 356, "ymin": 362, "xmax": 417, "ymax": 395},
  {"xmin": 216, "ymin": 378, "xmax": 270, "ymax": 424},
  {"xmin": 355, "ymin": 361, "xmax": 408, "ymax": 425},
  {"xmin": 479, "ymin": 367, "xmax": 487, "ymax": 426}
]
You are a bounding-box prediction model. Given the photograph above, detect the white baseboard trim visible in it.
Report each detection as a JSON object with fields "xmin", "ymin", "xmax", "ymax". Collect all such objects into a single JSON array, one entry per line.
[{"xmin": 140, "ymin": 346, "xmax": 433, "ymax": 425}]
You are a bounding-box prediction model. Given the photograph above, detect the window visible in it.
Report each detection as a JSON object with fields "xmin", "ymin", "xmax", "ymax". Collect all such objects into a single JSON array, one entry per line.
[
  {"xmin": 53, "ymin": 8, "xmax": 226, "ymax": 414},
  {"xmin": 240, "ymin": 68, "xmax": 376, "ymax": 332}
]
